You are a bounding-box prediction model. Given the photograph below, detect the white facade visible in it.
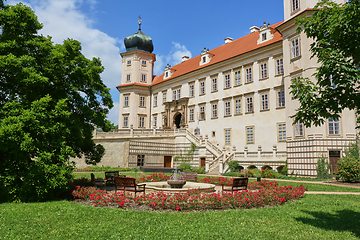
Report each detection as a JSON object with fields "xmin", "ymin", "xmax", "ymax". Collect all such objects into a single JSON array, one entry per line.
[{"xmin": 99, "ymin": 0, "xmax": 357, "ymax": 176}]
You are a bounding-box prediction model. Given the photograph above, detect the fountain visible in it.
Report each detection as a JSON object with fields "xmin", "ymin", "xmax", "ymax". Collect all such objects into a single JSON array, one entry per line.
[
  {"xmin": 145, "ymin": 169, "xmax": 216, "ymax": 193},
  {"xmin": 167, "ymin": 169, "xmax": 186, "ymax": 188}
]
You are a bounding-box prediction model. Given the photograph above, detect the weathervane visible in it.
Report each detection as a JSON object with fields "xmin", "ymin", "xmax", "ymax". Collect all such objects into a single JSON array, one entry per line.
[{"xmin": 138, "ymin": 15, "xmax": 142, "ymax": 30}]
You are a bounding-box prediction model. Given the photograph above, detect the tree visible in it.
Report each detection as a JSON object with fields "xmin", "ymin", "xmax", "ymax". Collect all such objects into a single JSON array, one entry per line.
[
  {"xmin": 0, "ymin": 1, "xmax": 113, "ymax": 201},
  {"xmin": 290, "ymin": 0, "xmax": 360, "ymax": 127}
]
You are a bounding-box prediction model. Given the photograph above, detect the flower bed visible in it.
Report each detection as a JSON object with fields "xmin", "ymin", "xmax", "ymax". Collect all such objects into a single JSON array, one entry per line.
[
  {"xmin": 136, "ymin": 172, "xmax": 170, "ymax": 183},
  {"xmin": 198, "ymin": 176, "xmax": 233, "ymax": 185},
  {"xmin": 72, "ymin": 180, "xmax": 307, "ymax": 211}
]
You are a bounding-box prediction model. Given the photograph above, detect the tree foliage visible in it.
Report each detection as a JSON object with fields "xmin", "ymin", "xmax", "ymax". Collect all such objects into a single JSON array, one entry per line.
[
  {"xmin": 290, "ymin": 0, "xmax": 360, "ymax": 127},
  {"xmin": 0, "ymin": 1, "xmax": 113, "ymax": 201}
]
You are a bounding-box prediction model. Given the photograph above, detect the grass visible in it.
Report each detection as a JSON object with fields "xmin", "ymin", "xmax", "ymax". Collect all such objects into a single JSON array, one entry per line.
[{"xmin": 0, "ymin": 195, "xmax": 359, "ymax": 239}]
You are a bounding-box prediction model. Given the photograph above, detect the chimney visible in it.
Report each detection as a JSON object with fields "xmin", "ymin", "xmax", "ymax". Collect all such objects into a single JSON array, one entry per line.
[
  {"xmin": 250, "ymin": 26, "xmax": 260, "ymax": 33},
  {"xmin": 224, "ymin": 37, "xmax": 233, "ymax": 44},
  {"xmin": 182, "ymin": 56, "xmax": 189, "ymax": 62}
]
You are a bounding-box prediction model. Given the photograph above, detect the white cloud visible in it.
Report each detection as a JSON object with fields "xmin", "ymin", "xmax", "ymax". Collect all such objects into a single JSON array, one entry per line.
[
  {"xmin": 7, "ymin": 0, "xmax": 122, "ymax": 123},
  {"xmin": 107, "ymin": 101, "xmax": 119, "ymax": 125},
  {"xmin": 154, "ymin": 42, "xmax": 192, "ymax": 75}
]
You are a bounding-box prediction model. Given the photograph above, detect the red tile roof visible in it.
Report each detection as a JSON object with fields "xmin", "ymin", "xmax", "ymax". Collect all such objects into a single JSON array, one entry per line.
[{"xmin": 151, "ymin": 21, "xmax": 284, "ymax": 86}]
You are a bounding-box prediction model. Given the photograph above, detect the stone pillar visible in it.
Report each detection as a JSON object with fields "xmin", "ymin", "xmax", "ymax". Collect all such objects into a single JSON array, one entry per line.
[
  {"xmin": 273, "ymin": 144, "xmax": 277, "ymax": 158},
  {"xmin": 130, "ymin": 124, "xmax": 134, "ymax": 137},
  {"xmin": 258, "ymin": 145, "xmax": 262, "ymax": 158},
  {"xmin": 219, "ymin": 162, "xmax": 223, "ymax": 174},
  {"xmin": 244, "ymin": 146, "xmax": 248, "ymax": 158},
  {"xmin": 205, "ymin": 160, "xmax": 209, "ymax": 172}
]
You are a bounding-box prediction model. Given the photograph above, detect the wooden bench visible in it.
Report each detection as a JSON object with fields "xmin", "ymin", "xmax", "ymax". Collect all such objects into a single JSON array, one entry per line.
[
  {"xmin": 114, "ymin": 177, "xmax": 146, "ymax": 196},
  {"xmin": 181, "ymin": 172, "xmax": 198, "ymax": 182},
  {"xmin": 105, "ymin": 171, "xmax": 120, "ymax": 185},
  {"xmin": 221, "ymin": 177, "xmax": 248, "ymax": 193}
]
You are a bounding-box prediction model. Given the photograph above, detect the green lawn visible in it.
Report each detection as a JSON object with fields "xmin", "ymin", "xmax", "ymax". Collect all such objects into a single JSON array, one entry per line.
[{"xmin": 0, "ymin": 195, "xmax": 359, "ymax": 239}]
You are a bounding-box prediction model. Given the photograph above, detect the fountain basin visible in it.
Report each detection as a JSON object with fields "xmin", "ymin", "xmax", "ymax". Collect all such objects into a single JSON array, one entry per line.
[
  {"xmin": 167, "ymin": 179, "xmax": 187, "ymax": 188},
  {"xmin": 145, "ymin": 181, "xmax": 216, "ymax": 193}
]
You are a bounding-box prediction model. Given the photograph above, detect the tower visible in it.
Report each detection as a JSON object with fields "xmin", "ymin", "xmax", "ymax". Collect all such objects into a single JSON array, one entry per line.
[{"xmin": 117, "ymin": 17, "xmax": 156, "ymax": 129}]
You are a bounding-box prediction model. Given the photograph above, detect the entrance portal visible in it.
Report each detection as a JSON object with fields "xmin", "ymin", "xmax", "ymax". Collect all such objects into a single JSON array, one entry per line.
[
  {"xmin": 164, "ymin": 156, "xmax": 172, "ymax": 168},
  {"xmin": 329, "ymin": 150, "xmax": 341, "ymax": 173},
  {"xmin": 200, "ymin": 157, "xmax": 206, "ymax": 168},
  {"xmin": 174, "ymin": 113, "xmax": 182, "ymax": 128}
]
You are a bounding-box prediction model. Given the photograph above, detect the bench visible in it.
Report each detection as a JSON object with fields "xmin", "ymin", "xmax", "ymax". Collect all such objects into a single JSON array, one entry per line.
[
  {"xmin": 105, "ymin": 171, "xmax": 120, "ymax": 185},
  {"xmin": 181, "ymin": 172, "xmax": 198, "ymax": 182},
  {"xmin": 114, "ymin": 177, "xmax": 146, "ymax": 196},
  {"xmin": 221, "ymin": 177, "xmax": 248, "ymax": 193}
]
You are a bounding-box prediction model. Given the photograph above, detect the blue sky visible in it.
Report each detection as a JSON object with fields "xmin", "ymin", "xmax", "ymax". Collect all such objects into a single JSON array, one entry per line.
[{"xmin": 7, "ymin": 0, "xmax": 284, "ymax": 125}]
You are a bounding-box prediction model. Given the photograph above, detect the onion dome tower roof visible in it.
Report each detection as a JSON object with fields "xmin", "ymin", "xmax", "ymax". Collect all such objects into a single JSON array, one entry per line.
[{"xmin": 124, "ymin": 16, "xmax": 154, "ymax": 53}]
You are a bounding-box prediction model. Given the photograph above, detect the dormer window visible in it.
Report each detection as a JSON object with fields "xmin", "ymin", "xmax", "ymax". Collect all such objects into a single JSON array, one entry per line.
[
  {"xmin": 257, "ymin": 22, "xmax": 273, "ymax": 45},
  {"xmin": 164, "ymin": 64, "xmax": 173, "ymax": 79},
  {"xmin": 262, "ymin": 33, "xmax": 267, "ymax": 41},
  {"xmin": 199, "ymin": 47, "xmax": 213, "ymax": 66},
  {"xmin": 142, "ymin": 60, "xmax": 146, "ymax": 65},
  {"xmin": 127, "ymin": 60, "xmax": 131, "ymax": 65}
]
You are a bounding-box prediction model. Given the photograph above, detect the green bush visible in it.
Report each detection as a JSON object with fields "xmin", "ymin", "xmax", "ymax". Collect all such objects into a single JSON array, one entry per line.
[
  {"xmin": 192, "ymin": 167, "xmax": 205, "ymax": 174},
  {"xmin": 177, "ymin": 163, "xmax": 192, "ymax": 172},
  {"xmin": 248, "ymin": 168, "xmax": 261, "ymax": 177},
  {"xmin": 277, "ymin": 165, "xmax": 287, "ymax": 175},
  {"xmin": 222, "ymin": 172, "xmax": 246, "ymax": 177},
  {"xmin": 336, "ymin": 143, "xmax": 360, "ymax": 182},
  {"xmin": 227, "ymin": 161, "xmax": 242, "ymax": 172},
  {"xmin": 247, "ymin": 165, "xmax": 258, "ymax": 170},
  {"xmin": 316, "ymin": 156, "xmax": 331, "ymax": 180},
  {"xmin": 337, "ymin": 156, "xmax": 360, "ymax": 182},
  {"xmin": 261, "ymin": 169, "xmax": 280, "ymax": 178}
]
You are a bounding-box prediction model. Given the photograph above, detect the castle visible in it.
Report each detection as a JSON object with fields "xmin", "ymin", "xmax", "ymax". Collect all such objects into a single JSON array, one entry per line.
[{"xmin": 75, "ymin": 0, "xmax": 357, "ymax": 176}]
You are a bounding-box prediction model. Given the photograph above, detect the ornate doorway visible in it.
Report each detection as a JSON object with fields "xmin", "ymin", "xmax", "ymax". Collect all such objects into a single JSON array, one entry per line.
[{"xmin": 174, "ymin": 113, "xmax": 182, "ymax": 128}]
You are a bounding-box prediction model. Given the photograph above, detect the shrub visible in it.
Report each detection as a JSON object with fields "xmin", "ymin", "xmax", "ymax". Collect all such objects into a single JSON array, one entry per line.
[
  {"xmin": 316, "ymin": 156, "xmax": 331, "ymax": 180},
  {"xmin": 336, "ymin": 156, "xmax": 360, "ymax": 182},
  {"xmin": 222, "ymin": 172, "xmax": 246, "ymax": 177},
  {"xmin": 261, "ymin": 165, "xmax": 272, "ymax": 170},
  {"xmin": 192, "ymin": 167, "xmax": 205, "ymax": 174},
  {"xmin": 248, "ymin": 168, "xmax": 262, "ymax": 177},
  {"xmin": 177, "ymin": 163, "xmax": 192, "ymax": 172},
  {"xmin": 261, "ymin": 169, "xmax": 280, "ymax": 179},
  {"xmin": 277, "ymin": 165, "xmax": 287, "ymax": 175},
  {"xmin": 227, "ymin": 161, "xmax": 242, "ymax": 172},
  {"xmin": 247, "ymin": 165, "xmax": 258, "ymax": 170}
]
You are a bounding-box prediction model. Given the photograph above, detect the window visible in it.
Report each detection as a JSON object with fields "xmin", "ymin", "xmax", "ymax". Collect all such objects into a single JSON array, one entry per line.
[
  {"xmin": 212, "ymin": 77, "xmax": 218, "ymax": 92},
  {"xmin": 189, "ymin": 108, "xmax": 195, "ymax": 122},
  {"xmin": 189, "ymin": 84, "xmax": 195, "ymax": 97},
  {"xmin": 234, "ymin": 70, "xmax": 241, "ymax": 86},
  {"xmin": 291, "ymin": 0, "xmax": 299, "ymax": 12},
  {"xmin": 200, "ymin": 81, "xmax": 205, "ymax": 95},
  {"xmin": 126, "ymin": 74, "xmax": 131, "ymax": 82},
  {"xmin": 276, "ymin": 58, "xmax": 284, "ymax": 75},
  {"xmin": 153, "ymin": 116, "xmax": 157, "ymax": 127},
  {"xmin": 202, "ymin": 56, "xmax": 206, "ymax": 63},
  {"xmin": 165, "ymin": 72, "xmax": 168, "ymax": 78},
  {"xmin": 139, "ymin": 116, "xmax": 145, "ymax": 128},
  {"xmin": 225, "ymin": 129, "xmax": 231, "ymax": 145},
  {"xmin": 328, "ymin": 118, "xmax": 340, "ymax": 135},
  {"xmin": 127, "ymin": 60, "xmax": 131, "ymax": 65},
  {"xmin": 235, "ymin": 99, "xmax": 241, "ymax": 115},
  {"xmin": 224, "ymin": 101, "xmax": 231, "ymax": 116},
  {"xmin": 163, "ymin": 92, "xmax": 167, "ymax": 103},
  {"xmin": 278, "ymin": 123, "xmax": 286, "ymax": 142},
  {"xmin": 141, "ymin": 74, "xmax": 146, "ymax": 82},
  {"xmin": 246, "ymin": 97, "xmax": 253, "ymax": 113},
  {"xmin": 177, "ymin": 89, "xmax": 181, "ymax": 100},
  {"xmin": 142, "ymin": 60, "xmax": 147, "ymax": 65},
  {"xmin": 292, "ymin": 75, "xmax": 302, "ymax": 97},
  {"xmin": 291, "ymin": 37, "xmax": 300, "ymax": 59},
  {"xmin": 224, "ymin": 73, "xmax": 231, "ymax": 88},
  {"xmin": 294, "ymin": 122, "xmax": 304, "ymax": 137},
  {"xmin": 246, "ymin": 126, "xmax": 254, "ymax": 144},
  {"xmin": 139, "ymin": 96, "xmax": 145, "ymax": 107},
  {"xmin": 245, "ymin": 67, "xmax": 252, "ymax": 83},
  {"xmin": 137, "ymin": 155, "xmax": 145, "ymax": 166},
  {"xmin": 262, "ymin": 33, "xmax": 267, "ymax": 41},
  {"xmin": 260, "ymin": 62, "xmax": 268, "ymax": 79},
  {"xmin": 153, "ymin": 95, "xmax": 157, "ymax": 107},
  {"xmin": 212, "ymin": 103, "xmax": 218, "ymax": 119},
  {"xmin": 277, "ymin": 90, "xmax": 285, "ymax": 107},
  {"xmin": 124, "ymin": 95, "xmax": 129, "ymax": 107},
  {"xmin": 199, "ymin": 106, "xmax": 205, "ymax": 120},
  {"xmin": 123, "ymin": 116, "xmax": 128, "ymax": 128},
  {"xmin": 261, "ymin": 94, "xmax": 269, "ymax": 110}
]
